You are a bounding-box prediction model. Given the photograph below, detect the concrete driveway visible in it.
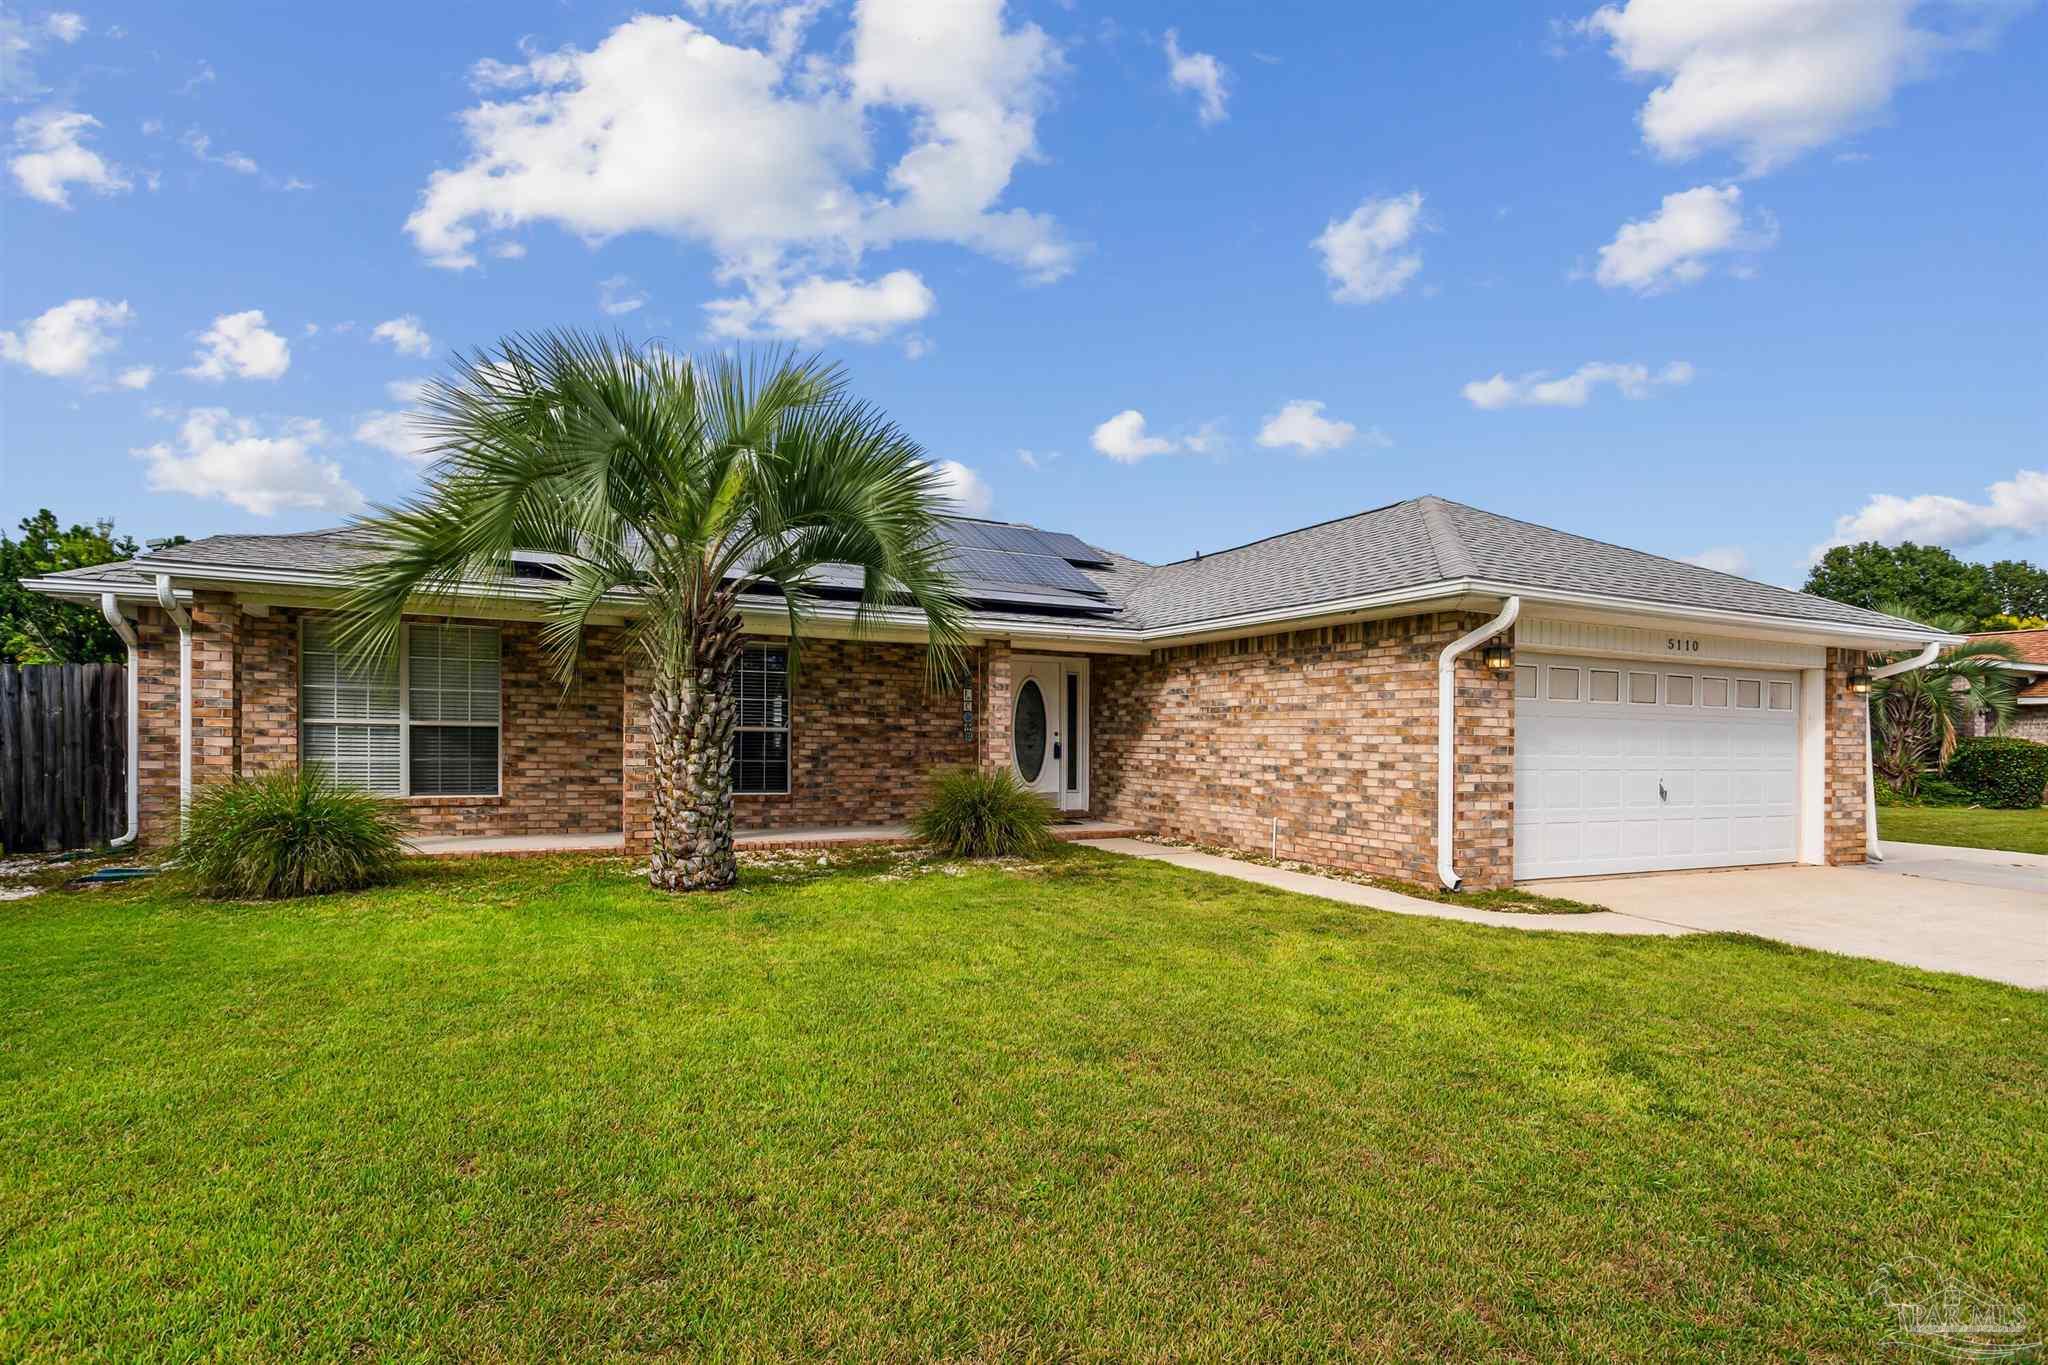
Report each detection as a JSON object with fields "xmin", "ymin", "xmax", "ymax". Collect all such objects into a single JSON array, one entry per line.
[{"xmin": 1552, "ymin": 841, "xmax": 2048, "ymax": 990}]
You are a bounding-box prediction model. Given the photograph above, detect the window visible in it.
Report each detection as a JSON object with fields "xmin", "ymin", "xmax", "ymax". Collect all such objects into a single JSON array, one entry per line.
[
  {"xmin": 301, "ymin": 619, "xmax": 500, "ymax": 796},
  {"xmin": 734, "ymin": 645, "xmax": 790, "ymax": 795},
  {"xmin": 1768, "ymin": 681, "xmax": 1794, "ymax": 711},
  {"xmin": 1667, "ymin": 674, "xmax": 1695, "ymax": 706},
  {"xmin": 1548, "ymin": 667, "xmax": 1580, "ymax": 701},
  {"xmin": 1514, "ymin": 665, "xmax": 1538, "ymax": 699},
  {"xmin": 1701, "ymin": 676, "xmax": 1729, "ymax": 707},
  {"xmin": 1629, "ymin": 672, "xmax": 1657, "ymax": 704},
  {"xmin": 1736, "ymin": 679, "xmax": 1763, "ymax": 709},
  {"xmin": 407, "ymin": 625, "xmax": 500, "ymax": 795},
  {"xmin": 1589, "ymin": 669, "xmax": 1621, "ymax": 702}
]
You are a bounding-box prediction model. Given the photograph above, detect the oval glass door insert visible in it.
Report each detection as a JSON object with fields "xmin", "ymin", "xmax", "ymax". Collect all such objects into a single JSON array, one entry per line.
[{"xmin": 1013, "ymin": 678, "xmax": 1047, "ymax": 782}]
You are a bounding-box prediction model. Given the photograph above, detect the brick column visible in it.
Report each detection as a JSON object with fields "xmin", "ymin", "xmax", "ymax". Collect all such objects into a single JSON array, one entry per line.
[
  {"xmin": 1823, "ymin": 647, "xmax": 1870, "ymax": 865},
  {"xmin": 133, "ymin": 604, "xmax": 180, "ymax": 851},
  {"xmin": 976, "ymin": 641, "xmax": 1014, "ymax": 774},
  {"xmin": 188, "ymin": 591, "xmax": 241, "ymax": 792}
]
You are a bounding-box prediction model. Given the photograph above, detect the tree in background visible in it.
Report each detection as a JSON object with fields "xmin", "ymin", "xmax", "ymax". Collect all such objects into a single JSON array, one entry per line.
[
  {"xmin": 1804, "ymin": 542, "xmax": 1999, "ymax": 625},
  {"xmin": 0, "ymin": 511, "xmax": 181, "ymax": 665},
  {"xmin": 1988, "ymin": 559, "xmax": 2048, "ymax": 623}
]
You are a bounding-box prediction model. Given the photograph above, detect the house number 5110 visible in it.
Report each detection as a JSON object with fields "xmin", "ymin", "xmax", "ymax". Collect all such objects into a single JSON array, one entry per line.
[{"xmin": 1666, "ymin": 637, "xmax": 1701, "ymax": 653}]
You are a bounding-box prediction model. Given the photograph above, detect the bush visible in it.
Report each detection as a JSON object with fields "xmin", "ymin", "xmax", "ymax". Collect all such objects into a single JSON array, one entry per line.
[
  {"xmin": 1914, "ymin": 777, "xmax": 1979, "ymax": 808},
  {"xmin": 1945, "ymin": 737, "xmax": 2048, "ymax": 810},
  {"xmin": 174, "ymin": 766, "xmax": 410, "ymax": 898},
  {"xmin": 911, "ymin": 766, "xmax": 1053, "ymax": 858}
]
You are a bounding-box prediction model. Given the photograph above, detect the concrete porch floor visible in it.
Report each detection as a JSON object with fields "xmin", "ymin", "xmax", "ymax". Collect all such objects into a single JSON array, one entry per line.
[{"xmin": 408, "ymin": 820, "xmax": 1142, "ymax": 858}]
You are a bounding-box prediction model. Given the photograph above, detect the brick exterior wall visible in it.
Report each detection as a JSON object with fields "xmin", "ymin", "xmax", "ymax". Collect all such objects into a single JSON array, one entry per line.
[
  {"xmin": 1090, "ymin": 612, "xmax": 1518, "ymax": 890},
  {"xmin": 129, "ymin": 602, "xmax": 623, "ymax": 849},
  {"xmin": 1823, "ymin": 647, "xmax": 1870, "ymax": 866},
  {"xmin": 621, "ymin": 637, "xmax": 974, "ymax": 852}
]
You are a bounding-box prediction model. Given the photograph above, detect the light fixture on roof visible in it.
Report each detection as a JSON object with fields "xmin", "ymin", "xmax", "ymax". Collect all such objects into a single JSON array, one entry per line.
[
  {"xmin": 1482, "ymin": 639, "xmax": 1514, "ymax": 671},
  {"xmin": 1848, "ymin": 669, "xmax": 1873, "ymax": 695}
]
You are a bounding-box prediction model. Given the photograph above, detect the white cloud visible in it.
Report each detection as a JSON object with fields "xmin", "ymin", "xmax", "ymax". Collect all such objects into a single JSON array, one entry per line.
[
  {"xmin": 1682, "ymin": 546, "xmax": 1751, "ymax": 576},
  {"xmin": 1580, "ymin": 0, "xmax": 2019, "ymax": 176},
  {"xmin": 180, "ymin": 128, "xmax": 260, "ymax": 175},
  {"xmin": 928, "ymin": 459, "xmax": 993, "ymax": 517},
  {"xmin": 45, "ymin": 13, "xmax": 85, "ymax": 43},
  {"xmin": 176, "ymin": 62, "xmax": 214, "ymax": 96},
  {"xmin": 135, "ymin": 409, "xmax": 365, "ymax": 516},
  {"xmin": 115, "ymin": 365, "xmax": 154, "ymax": 390},
  {"xmin": 9, "ymin": 109, "xmax": 130, "ymax": 206},
  {"xmin": 1462, "ymin": 359, "xmax": 1695, "ymax": 409},
  {"xmin": 488, "ymin": 241, "xmax": 526, "ymax": 260},
  {"xmin": 1091, "ymin": 409, "xmax": 1177, "ymax": 464},
  {"xmin": 1811, "ymin": 470, "xmax": 2048, "ymax": 559},
  {"xmin": 1016, "ymin": 448, "xmax": 1059, "ymax": 471},
  {"xmin": 597, "ymin": 274, "xmax": 648, "ymax": 316},
  {"xmin": 0, "ymin": 296, "xmax": 132, "ymax": 378},
  {"xmin": 1314, "ymin": 190, "xmax": 1424, "ymax": 304},
  {"xmin": 370, "ymin": 314, "xmax": 433, "ymax": 358},
  {"xmin": 404, "ymin": 6, "xmax": 1073, "ymax": 318},
  {"xmin": 185, "ymin": 310, "xmax": 291, "ymax": 381},
  {"xmin": 1256, "ymin": 399, "xmax": 1380, "ymax": 456},
  {"xmin": 705, "ymin": 268, "xmax": 935, "ymax": 342},
  {"xmin": 354, "ymin": 411, "xmax": 434, "ymax": 465},
  {"xmin": 1593, "ymin": 185, "xmax": 1774, "ymax": 293},
  {"xmin": 1164, "ymin": 29, "xmax": 1229, "ymax": 126}
]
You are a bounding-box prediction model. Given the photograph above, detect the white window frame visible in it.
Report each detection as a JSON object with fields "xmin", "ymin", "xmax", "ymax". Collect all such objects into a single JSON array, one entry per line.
[
  {"xmin": 733, "ymin": 643, "xmax": 792, "ymax": 796},
  {"xmin": 299, "ymin": 617, "xmax": 504, "ymax": 798}
]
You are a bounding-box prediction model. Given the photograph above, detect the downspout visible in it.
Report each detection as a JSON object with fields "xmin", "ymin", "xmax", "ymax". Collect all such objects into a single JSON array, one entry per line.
[
  {"xmin": 1864, "ymin": 640, "xmax": 1942, "ymax": 863},
  {"xmin": 1438, "ymin": 595, "xmax": 1520, "ymax": 890},
  {"xmin": 99, "ymin": 593, "xmax": 140, "ymax": 848},
  {"xmin": 154, "ymin": 574, "xmax": 193, "ymax": 824}
]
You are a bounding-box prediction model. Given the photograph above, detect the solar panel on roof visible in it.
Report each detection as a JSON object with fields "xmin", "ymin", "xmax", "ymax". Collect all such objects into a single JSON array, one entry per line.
[
  {"xmin": 1026, "ymin": 530, "xmax": 1112, "ymax": 567},
  {"xmin": 934, "ymin": 519, "xmax": 1112, "ymax": 569},
  {"xmin": 938, "ymin": 546, "xmax": 1107, "ymax": 596}
]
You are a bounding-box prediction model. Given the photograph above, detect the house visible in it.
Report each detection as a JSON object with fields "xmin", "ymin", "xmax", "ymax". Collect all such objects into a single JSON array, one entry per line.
[
  {"xmin": 24, "ymin": 496, "xmax": 1950, "ymax": 889},
  {"xmin": 1966, "ymin": 628, "xmax": 2048, "ymax": 741}
]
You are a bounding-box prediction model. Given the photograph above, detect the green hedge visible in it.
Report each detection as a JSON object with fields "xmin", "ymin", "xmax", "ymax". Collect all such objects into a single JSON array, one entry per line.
[{"xmin": 1945, "ymin": 737, "xmax": 2048, "ymax": 810}]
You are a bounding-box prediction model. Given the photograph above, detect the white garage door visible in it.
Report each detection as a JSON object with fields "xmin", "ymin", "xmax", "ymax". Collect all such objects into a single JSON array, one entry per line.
[{"xmin": 1514, "ymin": 654, "xmax": 1800, "ymax": 879}]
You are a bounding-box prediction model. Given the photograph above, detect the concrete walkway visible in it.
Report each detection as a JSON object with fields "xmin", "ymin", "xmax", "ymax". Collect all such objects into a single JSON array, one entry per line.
[
  {"xmin": 410, "ymin": 821, "xmax": 1139, "ymax": 858},
  {"xmin": 1087, "ymin": 839, "xmax": 1686, "ymax": 936},
  {"xmin": 1090, "ymin": 838, "xmax": 2046, "ymax": 990}
]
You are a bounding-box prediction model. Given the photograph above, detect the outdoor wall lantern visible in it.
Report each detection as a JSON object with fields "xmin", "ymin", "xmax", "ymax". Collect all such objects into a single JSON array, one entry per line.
[
  {"xmin": 1848, "ymin": 670, "xmax": 1873, "ymax": 695},
  {"xmin": 1482, "ymin": 640, "xmax": 1514, "ymax": 671}
]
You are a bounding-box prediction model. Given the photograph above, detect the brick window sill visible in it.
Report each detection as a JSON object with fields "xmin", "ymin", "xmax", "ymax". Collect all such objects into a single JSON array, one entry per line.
[{"xmin": 403, "ymin": 795, "xmax": 504, "ymax": 806}]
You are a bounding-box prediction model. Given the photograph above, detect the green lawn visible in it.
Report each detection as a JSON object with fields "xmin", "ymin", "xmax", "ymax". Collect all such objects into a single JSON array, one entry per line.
[
  {"xmin": 1879, "ymin": 804, "xmax": 2048, "ymax": 855},
  {"xmin": 4, "ymin": 849, "xmax": 2044, "ymax": 1360}
]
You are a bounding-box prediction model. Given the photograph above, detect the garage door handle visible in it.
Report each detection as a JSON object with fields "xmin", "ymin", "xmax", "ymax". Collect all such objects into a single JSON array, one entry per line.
[{"xmin": 1658, "ymin": 779, "xmax": 1668, "ymax": 803}]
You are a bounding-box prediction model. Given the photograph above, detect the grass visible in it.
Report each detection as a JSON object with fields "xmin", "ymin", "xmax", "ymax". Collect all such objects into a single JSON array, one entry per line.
[
  {"xmin": 3, "ymin": 847, "xmax": 2044, "ymax": 1360},
  {"xmin": 1879, "ymin": 804, "xmax": 2048, "ymax": 855},
  {"xmin": 1152, "ymin": 838, "xmax": 1607, "ymax": 913}
]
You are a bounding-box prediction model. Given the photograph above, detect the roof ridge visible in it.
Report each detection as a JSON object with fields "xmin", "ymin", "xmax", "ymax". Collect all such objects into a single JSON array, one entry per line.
[
  {"xmin": 1416, "ymin": 495, "xmax": 1475, "ymax": 579},
  {"xmin": 1145, "ymin": 497, "xmax": 1420, "ymax": 570}
]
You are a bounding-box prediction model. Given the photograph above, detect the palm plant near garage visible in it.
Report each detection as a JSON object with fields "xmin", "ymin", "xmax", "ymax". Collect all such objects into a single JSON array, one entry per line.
[
  {"xmin": 1867, "ymin": 603, "xmax": 2020, "ymax": 796},
  {"xmin": 338, "ymin": 331, "xmax": 966, "ymax": 892}
]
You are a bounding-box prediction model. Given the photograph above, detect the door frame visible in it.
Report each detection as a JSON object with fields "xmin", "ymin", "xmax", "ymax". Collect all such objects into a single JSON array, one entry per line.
[{"xmin": 1009, "ymin": 655, "xmax": 1089, "ymax": 813}]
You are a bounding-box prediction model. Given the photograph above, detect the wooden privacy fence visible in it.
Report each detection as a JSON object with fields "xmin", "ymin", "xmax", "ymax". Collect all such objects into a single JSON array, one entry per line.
[{"xmin": 0, "ymin": 662, "xmax": 128, "ymax": 854}]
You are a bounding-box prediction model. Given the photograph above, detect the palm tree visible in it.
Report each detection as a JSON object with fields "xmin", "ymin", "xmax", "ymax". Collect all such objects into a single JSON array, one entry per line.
[
  {"xmin": 338, "ymin": 332, "xmax": 967, "ymax": 891},
  {"xmin": 1867, "ymin": 603, "xmax": 2020, "ymax": 795}
]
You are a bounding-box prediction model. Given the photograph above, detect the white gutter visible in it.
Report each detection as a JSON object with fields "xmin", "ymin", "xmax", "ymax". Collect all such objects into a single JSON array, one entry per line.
[
  {"xmin": 1864, "ymin": 641, "xmax": 1942, "ymax": 862},
  {"xmin": 155, "ymin": 574, "xmax": 193, "ymax": 823},
  {"xmin": 1437, "ymin": 596, "xmax": 1520, "ymax": 890},
  {"xmin": 99, "ymin": 593, "xmax": 140, "ymax": 849}
]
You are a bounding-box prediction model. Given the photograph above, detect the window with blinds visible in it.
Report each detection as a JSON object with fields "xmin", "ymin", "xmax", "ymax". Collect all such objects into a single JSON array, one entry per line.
[
  {"xmin": 300, "ymin": 618, "xmax": 402, "ymax": 793},
  {"xmin": 733, "ymin": 645, "xmax": 790, "ymax": 794},
  {"xmin": 300, "ymin": 619, "xmax": 501, "ymax": 797},
  {"xmin": 407, "ymin": 625, "xmax": 501, "ymax": 795}
]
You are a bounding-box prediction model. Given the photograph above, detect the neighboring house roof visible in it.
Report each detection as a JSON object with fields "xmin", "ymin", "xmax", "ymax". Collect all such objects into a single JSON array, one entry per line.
[
  {"xmin": 30, "ymin": 495, "xmax": 1941, "ymax": 643},
  {"xmin": 1968, "ymin": 628, "xmax": 2048, "ymax": 702}
]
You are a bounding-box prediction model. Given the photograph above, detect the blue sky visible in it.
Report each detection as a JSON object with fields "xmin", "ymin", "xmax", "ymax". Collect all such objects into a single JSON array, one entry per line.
[{"xmin": 3, "ymin": 0, "xmax": 2043, "ymax": 586}]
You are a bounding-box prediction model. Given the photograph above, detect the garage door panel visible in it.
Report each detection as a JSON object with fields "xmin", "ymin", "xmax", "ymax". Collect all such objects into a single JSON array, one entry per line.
[{"xmin": 1516, "ymin": 653, "xmax": 1799, "ymax": 880}]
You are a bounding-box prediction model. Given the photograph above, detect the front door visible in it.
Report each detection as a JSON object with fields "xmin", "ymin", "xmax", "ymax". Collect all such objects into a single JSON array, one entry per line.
[{"xmin": 1010, "ymin": 656, "xmax": 1088, "ymax": 811}]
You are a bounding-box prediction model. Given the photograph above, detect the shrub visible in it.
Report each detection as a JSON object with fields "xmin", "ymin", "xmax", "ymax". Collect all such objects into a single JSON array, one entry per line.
[
  {"xmin": 911, "ymin": 765, "xmax": 1053, "ymax": 858},
  {"xmin": 1945, "ymin": 737, "xmax": 2048, "ymax": 810},
  {"xmin": 174, "ymin": 765, "xmax": 410, "ymax": 898},
  {"xmin": 1914, "ymin": 777, "xmax": 1978, "ymax": 808}
]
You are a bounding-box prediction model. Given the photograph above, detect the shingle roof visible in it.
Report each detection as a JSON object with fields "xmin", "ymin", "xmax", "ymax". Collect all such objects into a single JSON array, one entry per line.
[
  {"xmin": 1122, "ymin": 496, "xmax": 1931, "ymax": 635},
  {"xmin": 1970, "ymin": 629, "xmax": 2048, "ymax": 666},
  {"xmin": 56, "ymin": 496, "xmax": 1936, "ymax": 639}
]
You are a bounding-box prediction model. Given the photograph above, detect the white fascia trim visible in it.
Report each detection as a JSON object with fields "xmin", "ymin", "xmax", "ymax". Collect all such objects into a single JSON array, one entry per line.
[{"xmin": 71, "ymin": 563, "xmax": 1959, "ymax": 652}]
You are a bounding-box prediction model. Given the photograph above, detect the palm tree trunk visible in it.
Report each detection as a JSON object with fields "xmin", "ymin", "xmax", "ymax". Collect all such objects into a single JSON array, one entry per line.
[{"xmin": 646, "ymin": 610, "xmax": 742, "ymax": 892}]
